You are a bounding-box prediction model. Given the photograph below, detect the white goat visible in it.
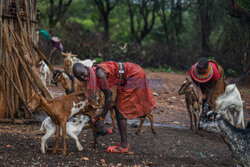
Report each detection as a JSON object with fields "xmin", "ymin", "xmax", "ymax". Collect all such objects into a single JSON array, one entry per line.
[
  {"xmin": 72, "ymin": 57, "xmax": 96, "ymax": 67},
  {"xmin": 215, "ymin": 84, "xmax": 245, "ymax": 128},
  {"xmin": 39, "ymin": 60, "xmax": 50, "ymax": 85},
  {"xmin": 39, "ymin": 114, "xmax": 90, "ymax": 154}
]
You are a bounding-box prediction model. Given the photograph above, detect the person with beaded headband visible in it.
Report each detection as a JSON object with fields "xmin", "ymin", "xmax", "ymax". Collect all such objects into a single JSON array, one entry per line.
[{"xmin": 189, "ymin": 57, "xmax": 226, "ymax": 113}]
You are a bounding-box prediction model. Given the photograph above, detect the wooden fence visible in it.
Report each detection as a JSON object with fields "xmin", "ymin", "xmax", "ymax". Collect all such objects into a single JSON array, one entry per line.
[{"xmin": 0, "ymin": 0, "xmax": 54, "ymax": 122}]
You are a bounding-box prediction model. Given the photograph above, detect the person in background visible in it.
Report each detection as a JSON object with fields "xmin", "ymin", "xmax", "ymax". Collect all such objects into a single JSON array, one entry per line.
[{"xmin": 189, "ymin": 57, "xmax": 226, "ymax": 114}]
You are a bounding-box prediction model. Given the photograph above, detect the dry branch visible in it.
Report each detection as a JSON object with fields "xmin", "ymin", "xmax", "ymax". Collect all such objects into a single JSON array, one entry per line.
[
  {"xmin": 0, "ymin": 63, "xmax": 33, "ymax": 117},
  {"xmin": 3, "ymin": 27, "xmax": 28, "ymax": 118},
  {"xmin": 0, "ymin": 77, "xmax": 13, "ymax": 119}
]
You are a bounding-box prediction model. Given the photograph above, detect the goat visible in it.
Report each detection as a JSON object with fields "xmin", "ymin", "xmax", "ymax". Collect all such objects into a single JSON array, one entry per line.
[
  {"xmin": 199, "ymin": 112, "xmax": 250, "ymax": 167},
  {"xmin": 51, "ymin": 70, "xmax": 84, "ymax": 94},
  {"xmin": 72, "ymin": 57, "xmax": 96, "ymax": 67},
  {"xmin": 178, "ymin": 78, "xmax": 203, "ymax": 135},
  {"xmin": 39, "ymin": 60, "xmax": 50, "ymax": 85},
  {"xmin": 215, "ymin": 84, "xmax": 245, "ymax": 128},
  {"xmin": 62, "ymin": 52, "xmax": 78, "ymax": 74},
  {"xmin": 27, "ymin": 92, "xmax": 100, "ymax": 155},
  {"xmin": 40, "ymin": 114, "xmax": 90, "ymax": 154}
]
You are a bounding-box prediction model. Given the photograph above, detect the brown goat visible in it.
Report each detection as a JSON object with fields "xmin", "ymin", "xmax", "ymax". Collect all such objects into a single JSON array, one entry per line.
[
  {"xmin": 62, "ymin": 52, "xmax": 77, "ymax": 74},
  {"xmin": 27, "ymin": 92, "xmax": 100, "ymax": 155},
  {"xmin": 178, "ymin": 78, "xmax": 203, "ymax": 135}
]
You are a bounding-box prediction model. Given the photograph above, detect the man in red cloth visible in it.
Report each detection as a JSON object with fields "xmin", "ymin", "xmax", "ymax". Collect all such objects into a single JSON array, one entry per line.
[
  {"xmin": 189, "ymin": 57, "xmax": 226, "ymax": 113},
  {"xmin": 73, "ymin": 61, "xmax": 156, "ymax": 153}
]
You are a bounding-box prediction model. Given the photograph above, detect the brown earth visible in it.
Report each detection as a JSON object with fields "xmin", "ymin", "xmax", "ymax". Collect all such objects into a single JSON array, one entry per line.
[{"xmin": 0, "ymin": 71, "xmax": 249, "ymax": 167}]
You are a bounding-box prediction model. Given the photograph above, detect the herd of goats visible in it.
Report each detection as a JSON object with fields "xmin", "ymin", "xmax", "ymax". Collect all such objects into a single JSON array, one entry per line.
[{"xmin": 29, "ymin": 52, "xmax": 250, "ymax": 167}]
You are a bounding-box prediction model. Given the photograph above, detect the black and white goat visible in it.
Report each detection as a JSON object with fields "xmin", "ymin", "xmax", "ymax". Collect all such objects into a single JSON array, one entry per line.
[
  {"xmin": 215, "ymin": 84, "xmax": 245, "ymax": 128},
  {"xmin": 39, "ymin": 114, "xmax": 90, "ymax": 154},
  {"xmin": 199, "ymin": 112, "xmax": 250, "ymax": 167}
]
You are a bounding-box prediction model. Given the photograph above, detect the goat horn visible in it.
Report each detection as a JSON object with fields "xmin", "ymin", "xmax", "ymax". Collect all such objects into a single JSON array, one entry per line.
[{"xmin": 206, "ymin": 110, "xmax": 213, "ymax": 116}]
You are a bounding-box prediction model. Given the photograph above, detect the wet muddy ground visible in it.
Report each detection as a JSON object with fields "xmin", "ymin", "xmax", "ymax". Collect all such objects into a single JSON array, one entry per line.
[{"xmin": 0, "ymin": 71, "xmax": 249, "ymax": 166}]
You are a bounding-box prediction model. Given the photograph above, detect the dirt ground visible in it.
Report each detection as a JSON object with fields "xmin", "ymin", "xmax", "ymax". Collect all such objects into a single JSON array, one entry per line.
[{"xmin": 0, "ymin": 71, "xmax": 249, "ymax": 167}]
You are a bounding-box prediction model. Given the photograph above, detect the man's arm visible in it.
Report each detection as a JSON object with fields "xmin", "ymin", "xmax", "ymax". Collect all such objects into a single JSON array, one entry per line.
[
  {"xmin": 205, "ymin": 80, "xmax": 217, "ymax": 106},
  {"xmin": 96, "ymin": 68, "xmax": 112, "ymax": 119}
]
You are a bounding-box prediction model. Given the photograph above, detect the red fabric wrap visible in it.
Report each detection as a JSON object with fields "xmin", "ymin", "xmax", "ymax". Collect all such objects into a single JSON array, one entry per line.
[{"xmin": 97, "ymin": 61, "xmax": 156, "ymax": 119}]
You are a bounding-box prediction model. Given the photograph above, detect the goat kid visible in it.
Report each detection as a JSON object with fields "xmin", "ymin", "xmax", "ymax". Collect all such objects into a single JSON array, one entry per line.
[
  {"xmin": 215, "ymin": 84, "xmax": 245, "ymax": 128},
  {"xmin": 27, "ymin": 92, "xmax": 100, "ymax": 155},
  {"xmin": 40, "ymin": 114, "xmax": 90, "ymax": 154},
  {"xmin": 178, "ymin": 78, "xmax": 203, "ymax": 135},
  {"xmin": 199, "ymin": 112, "xmax": 250, "ymax": 167},
  {"xmin": 39, "ymin": 60, "xmax": 50, "ymax": 85}
]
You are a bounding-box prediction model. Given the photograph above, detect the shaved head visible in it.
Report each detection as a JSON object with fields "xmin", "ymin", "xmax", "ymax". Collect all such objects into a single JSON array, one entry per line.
[{"xmin": 72, "ymin": 63, "xmax": 89, "ymax": 82}]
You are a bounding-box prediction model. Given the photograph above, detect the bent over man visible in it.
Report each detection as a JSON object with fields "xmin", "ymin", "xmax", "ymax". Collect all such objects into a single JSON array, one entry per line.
[{"xmin": 73, "ymin": 61, "xmax": 155, "ymax": 153}]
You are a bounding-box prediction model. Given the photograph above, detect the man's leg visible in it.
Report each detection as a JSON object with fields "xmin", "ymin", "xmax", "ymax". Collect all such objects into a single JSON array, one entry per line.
[{"xmin": 114, "ymin": 106, "xmax": 128, "ymax": 148}]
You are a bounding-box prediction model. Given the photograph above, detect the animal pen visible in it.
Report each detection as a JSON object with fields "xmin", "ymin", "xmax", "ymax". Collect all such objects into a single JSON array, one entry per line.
[{"xmin": 0, "ymin": 0, "xmax": 54, "ymax": 122}]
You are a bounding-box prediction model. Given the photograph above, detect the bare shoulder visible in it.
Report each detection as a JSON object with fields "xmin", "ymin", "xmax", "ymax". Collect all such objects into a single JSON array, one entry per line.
[{"xmin": 96, "ymin": 67, "xmax": 106, "ymax": 79}]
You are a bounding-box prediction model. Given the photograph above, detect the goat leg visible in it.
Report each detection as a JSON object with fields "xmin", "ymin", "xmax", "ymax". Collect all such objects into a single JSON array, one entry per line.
[
  {"xmin": 62, "ymin": 122, "xmax": 67, "ymax": 155},
  {"xmin": 52, "ymin": 125, "xmax": 60, "ymax": 154},
  {"xmin": 135, "ymin": 116, "xmax": 145, "ymax": 135},
  {"xmin": 110, "ymin": 108, "xmax": 116, "ymax": 132},
  {"xmin": 186, "ymin": 100, "xmax": 194, "ymax": 130},
  {"xmin": 147, "ymin": 113, "xmax": 156, "ymax": 134}
]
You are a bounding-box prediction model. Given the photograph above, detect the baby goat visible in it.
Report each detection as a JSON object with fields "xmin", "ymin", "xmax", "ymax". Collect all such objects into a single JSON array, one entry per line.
[
  {"xmin": 199, "ymin": 112, "xmax": 250, "ymax": 167},
  {"xmin": 215, "ymin": 84, "xmax": 245, "ymax": 128},
  {"xmin": 27, "ymin": 92, "xmax": 99, "ymax": 155},
  {"xmin": 178, "ymin": 78, "xmax": 203, "ymax": 135},
  {"xmin": 39, "ymin": 60, "xmax": 50, "ymax": 85},
  {"xmin": 40, "ymin": 114, "xmax": 90, "ymax": 154}
]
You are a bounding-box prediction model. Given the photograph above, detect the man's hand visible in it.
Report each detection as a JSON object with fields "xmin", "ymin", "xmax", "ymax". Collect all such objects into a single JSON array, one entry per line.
[
  {"xmin": 203, "ymin": 103, "xmax": 209, "ymax": 112},
  {"xmin": 94, "ymin": 117, "xmax": 107, "ymax": 136}
]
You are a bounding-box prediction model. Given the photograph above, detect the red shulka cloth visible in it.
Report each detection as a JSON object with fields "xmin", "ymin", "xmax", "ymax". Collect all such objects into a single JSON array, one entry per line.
[{"xmin": 97, "ymin": 61, "xmax": 156, "ymax": 119}]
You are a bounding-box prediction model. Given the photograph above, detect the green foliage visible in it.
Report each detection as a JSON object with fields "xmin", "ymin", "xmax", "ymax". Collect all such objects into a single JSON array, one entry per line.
[
  {"xmin": 36, "ymin": 0, "xmax": 247, "ymax": 76},
  {"xmin": 68, "ymin": 18, "xmax": 95, "ymax": 31},
  {"xmin": 95, "ymin": 57, "xmax": 104, "ymax": 64},
  {"xmin": 237, "ymin": 0, "xmax": 250, "ymax": 11},
  {"xmin": 227, "ymin": 69, "xmax": 237, "ymax": 77}
]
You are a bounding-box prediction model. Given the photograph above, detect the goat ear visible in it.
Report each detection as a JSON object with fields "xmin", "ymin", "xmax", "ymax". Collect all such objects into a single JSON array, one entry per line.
[{"xmin": 62, "ymin": 52, "xmax": 67, "ymax": 56}]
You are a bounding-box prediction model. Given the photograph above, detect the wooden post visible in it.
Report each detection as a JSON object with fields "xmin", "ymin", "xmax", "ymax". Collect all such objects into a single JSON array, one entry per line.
[
  {"xmin": 3, "ymin": 18, "xmax": 11, "ymax": 119},
  {"xmin": 16, "ymin": 11, "xmax": 35, "ymax": 65},
  {"xmin": 0, "ymin": 78, "xmax": 13, "ymax": 120},
  {"xmin": 24, "ymin": 0, "xmax": 31, "ymax": 35},
  {"xmin": 0, "ymin": 0, "xmax": 5, "ymax": 118},
  {"xmin": 0, "ymin": 64, "xmax": 32, "ymax": 117},
  {"xmin": 3, "ymin": 27, "xmax": 29, "ymax": 118}
]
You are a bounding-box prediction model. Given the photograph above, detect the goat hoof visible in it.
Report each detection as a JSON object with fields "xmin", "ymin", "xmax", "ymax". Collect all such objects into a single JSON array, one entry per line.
[
  {"xmin": 78, "ymin": 146, "xmax": 84, "ymax": 151},
  {"xmin": 112, "ymin": 128, "xmax": 116, "ymax": 132}
]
